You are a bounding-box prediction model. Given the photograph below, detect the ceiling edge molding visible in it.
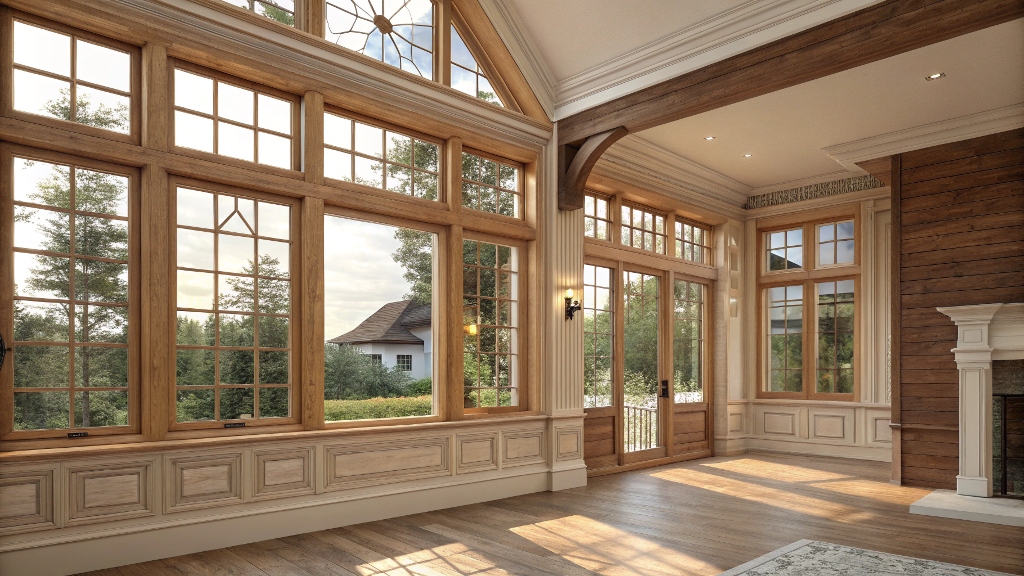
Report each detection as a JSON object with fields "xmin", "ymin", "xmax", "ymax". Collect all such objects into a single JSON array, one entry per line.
[
  {"xmin": 606, "ymin": 136, "xmax": 752, "ymax": 203},
  {"xmin": 744, "ymin": 174, "xmax": 885, "ymax": 209},
  {"xmin": 824, "ymin": 103, "xmax": 1024, "ymax": 170},
  {"xmin": 591, "ymin": 161, "xmax": 746, "ymax": 221},
  {"xmin": 745, "ymin": 185, "xmax": 890, "ymax": 218},
  {"xmin": 746, "ymin": 169, "xmax": 864, "ymax": 196},
  {"xmin": 551, "ymin": 0, "xmax": 885, "ymax": 120},
  {"xmin": 122, "ymin": 0, "xmax": 552, "ymax": 148},
  {"xmin": 477, "ymin": 0, "xmax": 557, "ymax": 118}
]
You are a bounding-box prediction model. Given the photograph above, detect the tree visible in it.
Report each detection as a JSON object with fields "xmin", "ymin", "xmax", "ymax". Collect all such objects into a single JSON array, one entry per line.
[
  {"xmin": 45, "ymin": 87, "xmax": 130, "ymax": 133},
  {"xmin": 258, "ymin": 1, "xmax": 294, "ymax": 26}
]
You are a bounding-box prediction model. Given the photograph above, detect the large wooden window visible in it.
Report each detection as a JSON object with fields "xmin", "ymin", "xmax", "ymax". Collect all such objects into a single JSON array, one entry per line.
[
  {"xmin": 323, "ymin": 111, "xmax": 440, "ymax": 200},
  {"xmin": 461, "ymin": 150, "xmax": 521, "ymax": 219},
  {"xmin": 583, "ymin": 264, "xmax": 612, "ymax": 408},
  {"xmin": 620, "ymin": 204, "xmax": 666, "ymax": 255},
  {"xmin": 172, "ymin": 64, "xmax": 298, "ymax": 170},
  {"xmin": 675, "ymin": 220, "xmax": 711, "ymax": 265},
  {"xmin": 759, "ymin": 215, "xmax": 859, "ymax": 400},
  {"xmin": 451, "ymin": 25, "xmax": 501, "ymax": 106},
  {"xmin": 173, "ymin": 183, "xmax": 297, "ymax": 427},
  {"xmin": 462, "ymin": 238, "xmax": 520, "ymax": 410},
  {"xmin": 8, "ymin": 15, "xmax": 136, "ymax": 138},
  {"xmin": 584, "ymin": 193, "xmax": 612, "ymax": 241},
  {"xmin": 322, "ymin": 213, "xmax": 436, "ymax": 423},
  {"xmin": 325, "ymin": 0, "xmax": 434, "ymax": 79},
  {"xmin": 2, "ymin": 149, "xmax": 138, "ymax": 439}
]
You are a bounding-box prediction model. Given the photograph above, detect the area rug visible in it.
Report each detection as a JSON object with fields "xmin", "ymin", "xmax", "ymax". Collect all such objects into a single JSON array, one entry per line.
[{"xmin": 718, "ymin": 539, "xmax": 1014, "ymax": 575}]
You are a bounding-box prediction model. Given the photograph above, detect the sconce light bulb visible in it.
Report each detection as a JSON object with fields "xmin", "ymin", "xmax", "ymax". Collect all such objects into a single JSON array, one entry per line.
[
  {"xmin": 465, "ymin": 324, "xmax": 478, "ymax": 336},
  {"xmin": 566, "ymin": 288, "xmax": 574, "ymax": 299}
]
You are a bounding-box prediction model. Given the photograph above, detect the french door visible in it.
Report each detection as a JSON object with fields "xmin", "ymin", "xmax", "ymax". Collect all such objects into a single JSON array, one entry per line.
[{"xmin": 582, "ymin": 259, "xmax": 712, "ymax": 473}]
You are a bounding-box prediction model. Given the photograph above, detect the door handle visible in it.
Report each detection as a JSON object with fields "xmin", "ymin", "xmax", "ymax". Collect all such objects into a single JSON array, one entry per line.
[
  {"xmin": 660, "ymin": 380, "xmax": 669, "ymax": 398},
  {"xmin": 0, "ymin": 332, "xmax": 9, "ymax": 372}
]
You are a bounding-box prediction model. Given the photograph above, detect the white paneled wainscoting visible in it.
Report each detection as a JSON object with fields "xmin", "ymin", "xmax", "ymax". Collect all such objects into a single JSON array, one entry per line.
[{"xmin": 0, "ymin": 415, "xmax": 586, "ymax": 576}]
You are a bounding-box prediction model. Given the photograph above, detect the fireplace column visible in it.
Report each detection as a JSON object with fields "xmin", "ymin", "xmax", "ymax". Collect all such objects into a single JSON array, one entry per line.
[{"xmin": 938, "ymin": 304, "xmax": 1002, "ymax": 497}]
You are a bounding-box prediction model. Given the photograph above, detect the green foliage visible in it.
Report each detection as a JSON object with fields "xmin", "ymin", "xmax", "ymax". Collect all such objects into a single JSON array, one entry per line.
[
  {"xmin": 44, "ymin": 87, "xmax": 129, "ymax": 132},
  {"xmin": 406, "ymin": 377, "xmax": 433, "ymax": 396},
  {"xmin": 623, "ymin": 276, "xmax": 659, "ymax": 407},
  {"xmin": 324, "ymin": 344, "xmax": 417, "ymax": 400},
  {"xmin": 391, "ymin": 228, "xmax": 434, "ymax": 305},
  {"xmin": 324, "ymin": 396, "xmax": 432, "ymax": 421},
  {"xmin": 259, "ymin": 2, "xmax": 294, "ymax": 26}
]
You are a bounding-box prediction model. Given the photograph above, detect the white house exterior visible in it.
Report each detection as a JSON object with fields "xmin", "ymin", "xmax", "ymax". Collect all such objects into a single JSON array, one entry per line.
[{"xmin": 327, "ymin": 301, "xmax": 432, "ymax": 380}]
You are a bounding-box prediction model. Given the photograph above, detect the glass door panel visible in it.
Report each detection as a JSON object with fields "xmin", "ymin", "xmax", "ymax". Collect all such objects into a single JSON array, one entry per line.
[
  {"xmin": 583, "ymin": 264, "xmax": 613, "ymax": 408},
  {"xmin": 623, "ymin": 270, "xmax": 659, "ymax": 452}
]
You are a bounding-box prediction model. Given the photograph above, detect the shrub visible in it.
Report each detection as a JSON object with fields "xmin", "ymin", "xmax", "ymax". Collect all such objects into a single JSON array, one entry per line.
[
  {"xmin": 406, "ymin": 377, "xmax": 433, "ymax": 396},
  {"xmin": 324, "ymin": 395, "xmax": 432, "ymax": 421}
]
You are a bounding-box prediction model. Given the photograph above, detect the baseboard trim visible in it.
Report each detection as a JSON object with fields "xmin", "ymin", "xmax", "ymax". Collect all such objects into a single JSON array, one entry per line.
[
  {"xmin": 744, "ymin": 438, "xmax": 892, "ymax": 462},
  {"xmin": 0, "ymin": 472, "xmax": 550, "ymax": 576}
]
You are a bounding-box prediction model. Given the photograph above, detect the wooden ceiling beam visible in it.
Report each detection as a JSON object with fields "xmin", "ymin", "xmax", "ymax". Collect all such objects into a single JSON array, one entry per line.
[
  {"xmin": 557, "ymin": 0, "xmax": 1024, "ymax": 146},
  {"xmin": 856, "ymin": 156, "xmax": 894, "ymax": 187}
]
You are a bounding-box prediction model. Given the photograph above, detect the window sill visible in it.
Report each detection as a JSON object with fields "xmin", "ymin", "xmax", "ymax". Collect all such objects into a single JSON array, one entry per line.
[{"xmin": 0, "ymin": 413, "xmax": 551, "ymax": 462}]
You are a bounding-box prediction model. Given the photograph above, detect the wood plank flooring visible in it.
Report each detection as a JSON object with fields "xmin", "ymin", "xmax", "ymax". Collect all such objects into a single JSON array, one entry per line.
[{"xmin": 80, "ymin": 453, "xmax": 1024, "ymax": 576}]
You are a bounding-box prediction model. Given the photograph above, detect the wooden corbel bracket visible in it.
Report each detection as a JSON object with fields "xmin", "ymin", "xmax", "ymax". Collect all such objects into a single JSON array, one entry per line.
[{"xmin": 557, "ymin": 126, "xmax": 628, "ymax": 211}]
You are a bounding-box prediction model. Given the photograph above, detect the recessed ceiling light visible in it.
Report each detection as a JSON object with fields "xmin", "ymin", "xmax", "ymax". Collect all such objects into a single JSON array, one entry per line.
[
  {"xmin": 743, "ymin": 154, "xmax": 752, "ymax": 158},
  {"xmin": 926, "ymin": 72, "xmax": 945, "ymax": 81},
  {"xmin": 704, "ymin": 136, "xmax": 715, "ymax": 141}
]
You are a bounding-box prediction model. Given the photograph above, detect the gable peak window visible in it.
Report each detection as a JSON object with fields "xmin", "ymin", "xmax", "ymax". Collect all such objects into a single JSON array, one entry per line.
[{"xmin": 326, "ymin": 0, "xmax": 435, "ymax": 80}]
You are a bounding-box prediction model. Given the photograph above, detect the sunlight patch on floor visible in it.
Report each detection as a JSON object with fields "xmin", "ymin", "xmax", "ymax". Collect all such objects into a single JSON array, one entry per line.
[
  {"xmin": 510, "ymin": 514, "xmax": 723, "ymax": 575},
  {"xmin": 651, "ymin": 467, "xmax": 876, "ymax": 523},
  {"xmin": 698, "ymin": 458, "xmax": 851, "ymax": 482}
]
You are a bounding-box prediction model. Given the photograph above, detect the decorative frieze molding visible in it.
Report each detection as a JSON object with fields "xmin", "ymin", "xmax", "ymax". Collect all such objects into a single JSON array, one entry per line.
[{"xmin": 744, "ymin": 175, "xmax": 884, "ymax": 209}]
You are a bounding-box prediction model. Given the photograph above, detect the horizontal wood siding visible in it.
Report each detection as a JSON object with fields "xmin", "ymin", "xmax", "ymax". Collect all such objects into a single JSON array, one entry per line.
[{"xmin": 896, "ymin": 128, "xmax": 1024, "ymax": 489}]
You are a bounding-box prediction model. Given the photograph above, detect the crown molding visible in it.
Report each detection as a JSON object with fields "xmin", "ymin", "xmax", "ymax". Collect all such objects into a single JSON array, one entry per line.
[
  {"xmin": 108, "ymin": 0, "xmax": 552, "ymax": 148},
  {"xmin": 477, "ymin": 0, "xmax": 557, "ymax": 119},
  {"xmin": 551, "ymin": 0, "xmax": 886, "ymax": 119},
  {"xmin": 824, "ymin": 103, "xmax": 1024, "ymax": 170},
  {"xmin": 746, "ymin": 169, "xmax": 863, "ymax": 196}
]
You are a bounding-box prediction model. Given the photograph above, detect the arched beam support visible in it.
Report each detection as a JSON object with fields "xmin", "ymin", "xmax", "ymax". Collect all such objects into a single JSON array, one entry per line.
[{"xmin": 558, "ymin": 127, "xmax": 628, "ymax": 211}]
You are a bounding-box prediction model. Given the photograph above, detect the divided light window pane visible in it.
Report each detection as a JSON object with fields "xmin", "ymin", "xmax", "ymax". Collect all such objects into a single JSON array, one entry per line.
[
  {"xmin": 818, "ymin": 220, "xmax": 855, "ymax": 266},
  {"xmin": 461, "ymin": 152, "xmax": 521, "ymax": 218},
  {"xmin": 816, "ymin": 280, "xmax": 855, "ymax": 394},
  {"xmin": 222, "ymin": 0, "xmax": 295, "ymax": 26},
  {"xmin": 451, "ymin": 25, "xmax": 502, "ymax": 106},
  {"xmin": 173, "ymin": 69, "xmax": 294, "ymax": 169},
  {"xmin": 583, "ymin": 194, "xmax": 611, "ymax": 240},
  {"xmin": 12, "ymin": 21, "xmax": 131, "ymax": 134},
  {"xmin": 326, "ymin": 0, "xmax": 434, "ymax": 79},
  {"xmin": 174, "ymin": 187, "xmax": 293, "ymax": 423},
  {"xmin": 621, "ymin": 204, "xmax": 666, "ymax": 254},
  {"xmin": 11, "ymin": 157, "xmax": 131, "ymax": 431},
  {"xmin": 675, "ymin": 221, "xmax": 711, "ymax": 264},
  {"xmin": 323, "ymin": 112, "xmax": 440, "ymax": 200},
  {"xmin": 673, "ymin": 280, "xmax": 704, "ymax": 403},
  {"xmin": 322, "ymin": 215, "xmax": 435, "ymax": 421},
  {"xmin": 767, "ymin": 285, "xmax": 803, "ymax": 393},
  {"xmin": 463, "ymin": 239, "xmax": 519, "ymax": 408},
  {"xmin": 623, "ymin": 271, "xmax": 659, "ymax": 452},
  {"xmin": 767, "ymin": 228, "xmax": 802, "ymax": 271},
  {"xmin": 583, "ymin": 264, "xmax": 612, "ymax": 408}
]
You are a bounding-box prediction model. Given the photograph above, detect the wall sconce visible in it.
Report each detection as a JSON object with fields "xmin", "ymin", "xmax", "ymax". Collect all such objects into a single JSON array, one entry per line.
[{"xmin": 565, "ymin": 289, "xmax": 582, "ymax": 320}]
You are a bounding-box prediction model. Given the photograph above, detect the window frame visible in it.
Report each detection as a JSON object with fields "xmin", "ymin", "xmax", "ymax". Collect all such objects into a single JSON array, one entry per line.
[
  {"xmin": 674, "ymin": 217, "xmax": 712, "ymax": 265},
  {"xmin": 169, "ymin": 59, "xmax": 302, "ymax": 174},
  {"xmin": 620, "ymin": 202, "xmax": 668, "ymax": 255},
  {"xmin": 0, "ymin": 143, "xmax": 142, "ymax": 441},
  {"xmin": 461, "ymin": 229, "xmax": 528, "ymax": 416},
  {"xmin": 460, "ymin": 146, "xmax": 525, "ymax": 222},
  {"xmin": 756, "ymin": 210, "xmax": 861, "ymax": 401},
  {"xmin": 583, "ymin": 191, "xmax": 613, "ymax": 242},
  {"xmin": 168, "ymin": 176, "xmax": 304, "ymax": 434},
  {"xmin": 1, "ymin": 10, "xmax": 142, "ymax": 146}
]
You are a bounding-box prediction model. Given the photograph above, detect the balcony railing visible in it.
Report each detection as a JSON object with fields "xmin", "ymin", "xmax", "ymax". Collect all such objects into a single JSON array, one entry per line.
[{"xmin": 624, "ymin": 404, "xmax": 658, "ymax": 452}]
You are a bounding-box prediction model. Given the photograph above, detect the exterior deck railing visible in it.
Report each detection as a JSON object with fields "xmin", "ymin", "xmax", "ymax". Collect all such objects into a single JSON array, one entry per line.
[{"xmin": 624, "ymin": 404, "xmax": 658, "ymax": 452}]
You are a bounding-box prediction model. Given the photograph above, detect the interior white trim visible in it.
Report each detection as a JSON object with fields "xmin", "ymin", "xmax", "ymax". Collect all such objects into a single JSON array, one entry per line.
[
  {"xmin": 824, "ymin": 103, "xmax": 1024, "ymax": 170},
  {"xmin": 549, "ymin": 0, "xmax": 887, "ymax": 119},
  {"xmin": 478, "ymin": 0, "xmax": 557, "ymax": 117}
]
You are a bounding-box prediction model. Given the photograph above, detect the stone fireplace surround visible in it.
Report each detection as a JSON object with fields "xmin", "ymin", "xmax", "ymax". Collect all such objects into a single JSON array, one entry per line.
[{"xmin": 909, "ymin": 303, "xmax": 1024, "ymax": 526}]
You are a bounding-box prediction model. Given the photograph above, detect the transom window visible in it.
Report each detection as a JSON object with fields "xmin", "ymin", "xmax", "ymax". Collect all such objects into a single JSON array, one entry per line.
[
  {"xmin": 10, "ymin": 156, "xmax": 134, "ymax": 433},
  {"xmin": 583, "ymin": 264, "xmax": 612, "ymax": 408},
  {"xmin": 818, "ymin": 220, "xmax": 855, "ymax": 266},
  {"xmin": 451, "ymin": 25, "xmax": 501, "ymax": 106},
  {"xmin": 461, "ymin": 151, "xmax": 521, "ymax": 219},
  {"xmin": 676, "ymin": 220, "xmax": 711, "ymax": 264},
  {"xmin": 173, "ymin": 66, "xmax": 296, "ymax": 170},
  {"xmin": 584, "ymin": 193, "xmax": 611, "ymax": 241},
  {"xmin": 326, "ymin": 0, "xmax": 434, "ymax": 79},
  {"xmin": 462, "ymin": 239, "xmax": 519, "ymax": 409},
  {"xmin": 621, "ymin": 204, "xmax": 666, "ymax": 254},
  {"xmin": 223, "ymin": 0, "xmax": 295, "ymax": 26},
  {"xmin": 323, "ymin": 111, "xmax": 440, "ymax": 200},
  {"xmin": 766, "ymin": 228, "xmax": 803, "ymax": 271},
  {"xmin": 174, "ymin": 185, "xmax": 294, "ymax": 425},
  {"xmin": 12, "ymin": 20, "xmax": 132, "ymax": 135}
]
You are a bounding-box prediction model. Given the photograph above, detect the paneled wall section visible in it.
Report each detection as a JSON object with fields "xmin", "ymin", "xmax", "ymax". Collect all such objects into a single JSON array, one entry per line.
[{"xmin": 894, "ymin": 128, "xmax": 1024, "ymax": 488}]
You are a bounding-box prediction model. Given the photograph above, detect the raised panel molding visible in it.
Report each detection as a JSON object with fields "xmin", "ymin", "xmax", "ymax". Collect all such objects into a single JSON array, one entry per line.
[
  {"xmin": 728, "ymin": 412, "xmax": 743, "ymax": 434},
  {"xmin": 872, "ymin": 417, "xmax": 893, "ymax": 443},
  {"xmin": 253, "ymin": 446, "xmax": 315, "ymax": 501},
  {"xmin": 555, "ymin": 426, "xmax": 582, "ymax": 461},
  {"xmin": 456, "ymin": 433, "xmax": 499, "ymax": 474},
  {"xmin": 502, "ymin": 429, "xmax": 546, "ymax": 467},
  {"xmin": 165, "ymin": 452, "xmax": 244, "ymax": 513},
  {"xmin": 65, "ymin": 460, "xmax": 155, "ymax": 526},
  {"xmin": 762, "ymin": 412, "xmax": 796, "ymax": 436},
  {"xmin": 323, "ymin": 436, "xmax": 451, "ymax": 491},
  {"xmin": 811, "ymin": 414, "xmax": 847, "ymax": 439},
  {"xmin": 0, "ymin": 467, "xmax": 57, "ymax": 535}
]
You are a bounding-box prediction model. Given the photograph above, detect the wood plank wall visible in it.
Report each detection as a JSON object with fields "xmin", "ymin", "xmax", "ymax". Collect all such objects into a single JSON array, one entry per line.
[{"xmin": 894, "ymin": 128, "xmax": 1024, "ymax": 489}]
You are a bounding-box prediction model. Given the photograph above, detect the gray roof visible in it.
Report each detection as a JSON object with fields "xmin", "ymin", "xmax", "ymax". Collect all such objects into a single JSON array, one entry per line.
[{"xmin": 327, "ymin": 301, "xmax": 431, "ymax": 345}]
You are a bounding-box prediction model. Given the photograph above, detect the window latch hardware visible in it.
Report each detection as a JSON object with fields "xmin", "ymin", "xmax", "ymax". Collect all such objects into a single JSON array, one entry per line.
[
  {"xmin": 224, "ymin": 422, "xmax": 246, "ymax": 428},
  {"xmin": 67, "ymin": 432, "xmax": 88, "ymax": 438}
]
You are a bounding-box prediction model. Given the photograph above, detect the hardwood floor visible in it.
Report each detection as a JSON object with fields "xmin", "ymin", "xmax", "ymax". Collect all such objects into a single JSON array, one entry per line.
[{"xmin": 80, "ymin": 452, "xmax": 1024, "ymax": 576}]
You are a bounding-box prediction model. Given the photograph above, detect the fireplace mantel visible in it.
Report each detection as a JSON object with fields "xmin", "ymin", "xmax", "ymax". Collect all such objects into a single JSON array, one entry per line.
[{"xmin": 937, "ymin": 303, "xmax": 1024, "ymax": 497}]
